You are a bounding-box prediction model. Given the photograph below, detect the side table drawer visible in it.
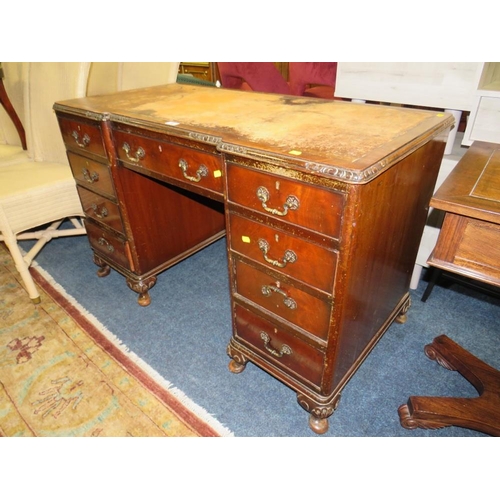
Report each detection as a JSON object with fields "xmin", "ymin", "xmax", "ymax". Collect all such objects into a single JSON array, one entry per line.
[
  {"xmin": 68, "ymin": 152, "xmax": 116, "ymax": 199},
  {"xmin": 86, "ymin": 221, "xmax": 133, "ymax": 271},
  {"xmin": 58, "ymin": 116, "xmax": 107, "ymax": 159},
  {"xmin": 226, "ymin": 163, "xmax": 344, "ymax": 239},
  {"xmin": 234, "ymin": 304, "xmax": 325, "ymax": 389},
  {"xmin": 77, "ymin": 186, "xmax": 125, "ymax": 235},
  {"xmin": 234, "ymin": 259, "xmax": 331, "ymax": 341},
  {"xmin": 113, "ymin": 129, "xmax": 224, "ymax": 195},
  {"xmin": 429, "ymin": 212, "xmax": 500, "ymax": 286},
  {"xmin": 230, "ymin": 213, "xmax": 338, "ymax": 293}
]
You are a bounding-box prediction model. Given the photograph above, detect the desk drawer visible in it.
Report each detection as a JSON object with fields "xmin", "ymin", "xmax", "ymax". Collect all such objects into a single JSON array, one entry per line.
[
  {"xmin": 234, "ymin": 259, "xmax": 331, "ymax": 341},
  {"xmin": 226, "ymin": 163, "xmax": 344, "ymax": 239},
  {"xmin": 86, "ymin": 221, "xmax": 133, "ymax": 271},
  {"xmin": 58, "ymin": 116, "xmax": 107, "ymax": 159},
  {"xmin": 68, "ymin": 151, "xmax": 116, "ymax": 199},
  {"xmin": 234, "ymin": 304, "xmax": 325, "ymax": 389},
  {"xmin": 229, "ymin": 213, "xmax": 337, "ymax": 293},
  {"xmin": 77, "ymin": 186, "xmax": 124, "ymax": 235},
  {"xmin": 113, "ymin": 129, "xmax": 224, "ymax": 195}
]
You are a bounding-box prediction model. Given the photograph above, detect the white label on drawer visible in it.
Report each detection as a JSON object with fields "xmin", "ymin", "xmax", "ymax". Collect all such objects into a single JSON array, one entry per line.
[
  {"xmin": 241, "ymin": 236, "xmax": 251, "ymax": 243},
  {"xmin": 165, "ymin": 121, "xmax": 180, "ymax": 126},
  {"xmin": 213, "ymin": 170, "xmax": 222, "ymax": 178}
]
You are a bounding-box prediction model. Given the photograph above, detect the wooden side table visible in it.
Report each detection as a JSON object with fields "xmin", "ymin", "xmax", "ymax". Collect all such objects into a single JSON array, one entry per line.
[
  {"xmin": 0, "ymin": 63, "xmax": 27, "ymax": 150},
  {"xmin": 398, "ymin": 141, "xmax": 500, "ymax": 436}
]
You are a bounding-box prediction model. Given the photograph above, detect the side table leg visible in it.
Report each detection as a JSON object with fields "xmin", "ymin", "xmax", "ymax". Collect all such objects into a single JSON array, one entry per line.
[{"xmin": 421, "ymin": 267, "xmax": 441, "ymax": 302}]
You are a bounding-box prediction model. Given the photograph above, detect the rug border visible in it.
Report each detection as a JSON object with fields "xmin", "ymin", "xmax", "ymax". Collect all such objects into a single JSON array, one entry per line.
[{"xmin": 28, "ymin": 261, "xmax": 233, "ymax": 437}]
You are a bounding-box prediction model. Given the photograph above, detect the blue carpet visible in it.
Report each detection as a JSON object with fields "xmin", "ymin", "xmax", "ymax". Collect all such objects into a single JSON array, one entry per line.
[{"xmin": 23, "ymin": 233, "xmax": 500, "ymax": 437}]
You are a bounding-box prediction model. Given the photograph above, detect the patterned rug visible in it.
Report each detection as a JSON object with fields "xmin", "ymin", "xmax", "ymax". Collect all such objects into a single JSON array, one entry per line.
[{"xmin": 0, "ymin": 244, "xmax": 232, "ymax": 437}]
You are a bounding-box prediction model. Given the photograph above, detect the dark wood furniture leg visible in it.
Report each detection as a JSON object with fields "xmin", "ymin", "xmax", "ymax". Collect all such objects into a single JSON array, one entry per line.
[
  {"xmin": 0, "ymin": 66, "xmax": 27, "ymax": 150},
  {"xmin": 398, "ymin": 335, "xmax": 500, "ymax": 436},
  {"xmin": 126, "ymin": 276, "xmax": 157, "ymax": 307},
  {"xmin": 421, "ymin": 267, "xmax": 441, "ymax": 302}
]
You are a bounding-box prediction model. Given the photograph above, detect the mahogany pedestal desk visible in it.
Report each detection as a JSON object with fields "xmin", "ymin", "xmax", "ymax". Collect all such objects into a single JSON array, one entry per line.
[
  {"xmin": 398, "ymin": 141, "xmax": 500, "ymax": 436},
  {"xmin": 54, "ymin": 85, "xmax": 452, "ymax": 433}
]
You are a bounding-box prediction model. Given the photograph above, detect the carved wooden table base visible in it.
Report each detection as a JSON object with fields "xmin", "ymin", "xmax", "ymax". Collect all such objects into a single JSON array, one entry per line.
[{"xmin": 398, "ymin": 335, "xmax": 500, "ymax": 436}]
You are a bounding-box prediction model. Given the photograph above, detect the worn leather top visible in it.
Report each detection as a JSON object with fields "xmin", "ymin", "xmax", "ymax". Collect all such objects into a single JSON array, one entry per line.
[{"xmin": 55, "ymin": 83, "xmax": 454, "ymax": 183}]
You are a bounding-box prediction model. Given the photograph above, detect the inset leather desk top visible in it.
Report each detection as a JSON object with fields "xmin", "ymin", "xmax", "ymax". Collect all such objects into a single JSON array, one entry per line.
[{"xmin": 55, "ymin": 84, "xmax": 453, "ymax": 184}]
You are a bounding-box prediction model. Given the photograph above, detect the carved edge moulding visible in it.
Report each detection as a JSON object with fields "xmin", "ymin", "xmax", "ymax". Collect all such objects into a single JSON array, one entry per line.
[{"xmin": 54, "ymin": 104, "xmax": 454, "ymax": 186}]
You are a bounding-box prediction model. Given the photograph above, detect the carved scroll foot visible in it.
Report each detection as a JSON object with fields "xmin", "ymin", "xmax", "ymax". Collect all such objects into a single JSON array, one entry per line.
[
  {"xmin": 398, "ymin": 402, "xmax": 450, "ymax": 431},
  {"xmin": 297, "ymin": 393, "xmax": 341, "ymax": 435},
  {"xmin": 424, "ymin": 340, "xmax": 458, "ymax": 371},
  {"xmin": 395, "ymin": 296, "xmax": 411, "ymax": 324},
  {"xmin": 228, "ymin": 359, "xmax": 247, "ymax": 374},
  {"xmin": 93, "ymin": 254, "xmax": 111, "ymax": 277},
  {"xmin": 227, "ymin": 343, "xmax": 248, "ymax": 373},
  {"xmin": 398, "ymin": 335, "xmax": 500, "ymax": 436},
  {"xmin": 126, "ymin": 276, "xmax": 157, "ymax": 307}
]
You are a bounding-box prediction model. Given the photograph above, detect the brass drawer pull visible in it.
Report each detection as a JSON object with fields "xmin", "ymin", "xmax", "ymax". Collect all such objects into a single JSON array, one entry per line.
[
  {"xmin": 97, "ymin": 237, "xmax": 114, "ymax": 253},
  {"xmin": 90, "ymin": 203, "xmax": 108, "ymax": 219},
  {"xmin": 261, "ymin": 284, "xmax": 297, "ymax": 310},
  {"xmin": 122, "ymin": 142, "xmax": 145, "ymax": 163},
  {"xmin": 258, "ymin": 239, "xmax": 297, "ymax": 268},
  {"xmin": 71, "ymin": 130, "xmax": 90, "ymax": 148},
  {"xmin": 179, "ymin": 158, "xmax": 209, "ymax": 182},
  {"xmin": 260, "ymin": 332, "xmax": 292, "ymax": 358},
  {"xmin": 256, "ymin": 186, "xmax": 300, "ymax": 217},
  {"xmin": 82, "ymin": 168, "xmax": 99, "ymax": 184}
]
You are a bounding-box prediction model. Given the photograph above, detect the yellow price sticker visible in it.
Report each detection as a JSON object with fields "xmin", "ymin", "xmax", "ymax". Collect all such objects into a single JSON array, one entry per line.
[
  {"xmin": 241, "ymin": 236, "xmax": 251, "ymax": 243},
  {"xmin": 289, "ymin": 150, "xmax": 302, "ymax": 156},
  {"xmin": 213, "ymin": 170, "xmax": 222, "ymax": 178}
]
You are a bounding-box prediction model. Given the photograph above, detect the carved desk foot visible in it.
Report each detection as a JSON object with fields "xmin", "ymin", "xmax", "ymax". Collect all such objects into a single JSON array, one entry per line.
[
  {"xmin": 398, "ymin": 335, "xmax": 500, "ymax": 436},
  {"xmin": 227, "ymin": 340, "xmax": 343, "ymax": 434},
  {"xmin": 126, "ymin": 276, "xmax": 157, "ymax": 307},
  {"xmin": 395, "ymin": 296, "xmax": 411, "ymax": 324},
  {"xmin": 93, "ymin": 254, "xmax": 111, "ymax": 278},
  {"xmin": 227, "ymin": 343, "xmax": 248, "ymax": 374},
  {"xmin": 297, "ymin": 393, "xmax": 341, "ymax": 435}
]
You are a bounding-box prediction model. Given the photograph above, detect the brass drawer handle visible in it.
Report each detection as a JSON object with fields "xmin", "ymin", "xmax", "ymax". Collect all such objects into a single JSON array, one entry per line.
[
  {"xmin": 82, "ymin": 168, "xmax": 99, "ymax": 184},
  {"xmin": 90, "ymin": 203, "xmax": 108, "ymax": 219},
  {"xmin": 122, "ymin": 142, "xmax": 145, "ymax": 163},
  {"xmin": 256, "ymin": 186, "xmax": 300, "ymax": 217},
  {"xmin": 71, "ymin": 130, "xmax": 90, "ymax": 148},
  {"xmin": 261, "ymin": 284, "xmax": 297, "ymax": 310},
  {"xmin": 178, "ymin": 158, "xmax": 208, "ymax": 182},
  {"xmin": 97, "ymin": 237, "xmax": 114, "ymax": 253},
  {"xmin": 258, "ymin": 239, "xmax": 297, "ymax": 268},
  {"xmin": 260, "ymin": 332, "xmax": 292, "ymax": 358}
]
